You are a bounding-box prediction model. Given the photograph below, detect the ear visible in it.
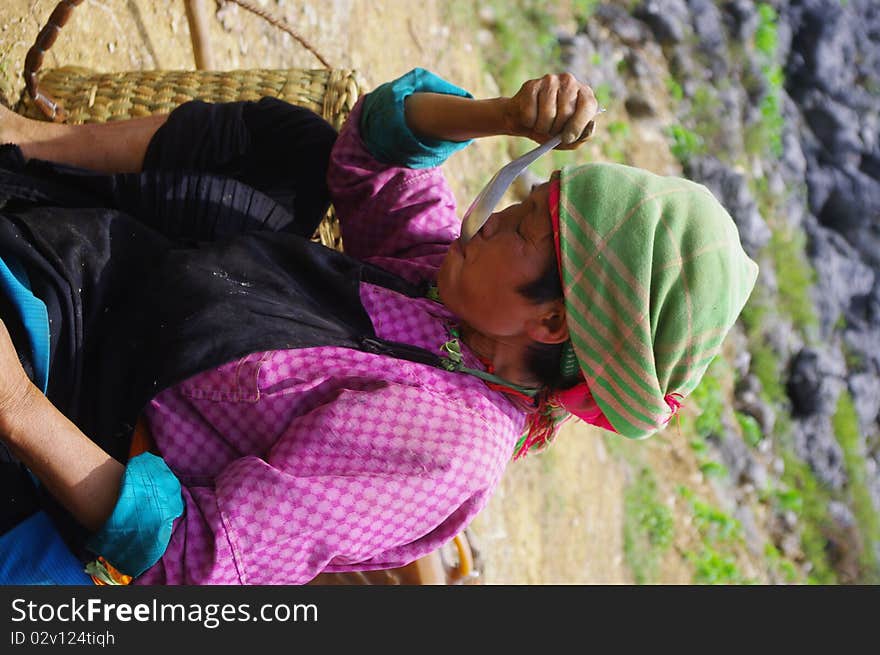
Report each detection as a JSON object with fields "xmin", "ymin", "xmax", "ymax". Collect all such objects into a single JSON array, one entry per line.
[{"xmin": 525, "ymin": 301, "xmax": 569, "ymax": 344}]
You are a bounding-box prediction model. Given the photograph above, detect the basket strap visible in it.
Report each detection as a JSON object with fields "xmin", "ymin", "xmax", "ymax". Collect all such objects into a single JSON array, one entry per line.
[
  {"xmin": 223, "ymin": 0, "xmax": 332, "ymax": 69},
  {"xmin": 24, "ymin": 0, "xmax": 84, "ymax": 122}
]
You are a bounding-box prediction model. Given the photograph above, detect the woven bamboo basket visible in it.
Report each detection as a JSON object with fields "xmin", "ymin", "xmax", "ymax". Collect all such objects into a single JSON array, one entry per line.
[
  {"xmin": 16, "ymin": 67, "xmax": 365, "ymax": 250},
  {"xmin": 15, "ymin": 0, "xmax": 366, "ymax": 251}
]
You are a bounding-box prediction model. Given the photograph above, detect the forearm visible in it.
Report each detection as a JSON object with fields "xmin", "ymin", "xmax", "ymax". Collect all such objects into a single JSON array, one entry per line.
[
  {"xmin": 404, "ymin": 93, "xmax": 511, "ymax": 142},
  {"xmin": 1, "ymin": 386, "xmax": 124, "ymax": 532},
  {"xmin": 6, "ymin": 109, "xmax": 167, "ymax": 173}
]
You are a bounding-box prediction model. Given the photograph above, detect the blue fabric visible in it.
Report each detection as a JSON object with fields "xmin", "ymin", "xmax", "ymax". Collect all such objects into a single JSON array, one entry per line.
[
  {"xmin": 86, "ymin": 452, "xmax": 184, "ymax": 577},
  {"xmin": 0, "ymin": 511, "xmax": 92, "ymax": 585},
  {"xmin": 0, "ymin": 255, "xmax": 50, "ymax": 392},
  {"xmin": 360, "ymin": 67, "xmax": 474, "ymax": 169}
]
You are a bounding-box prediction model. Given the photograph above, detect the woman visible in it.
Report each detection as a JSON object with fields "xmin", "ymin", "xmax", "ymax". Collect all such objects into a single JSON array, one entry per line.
[{"xmin": 0, "ymin": 68, "xmax": 758, "ymax": 584}]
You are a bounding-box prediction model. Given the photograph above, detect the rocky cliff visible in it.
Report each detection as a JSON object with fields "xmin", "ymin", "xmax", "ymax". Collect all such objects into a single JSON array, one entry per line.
[{"xmin": 559, "ymin": 0, "xmax": 879, "ymax": 582}]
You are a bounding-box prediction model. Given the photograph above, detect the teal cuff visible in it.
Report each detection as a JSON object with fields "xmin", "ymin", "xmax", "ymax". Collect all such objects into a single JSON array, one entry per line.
[
  {"xmin": 360, "ymin": 67, "xmax": 474, "ymax": 168},
  {"xmin": 86, "ymin": 452, "xmax": 184, "ymax": 578},
  {"xmin": 0, "ymin": 255, "xmax": 50, "ymax": 393}
]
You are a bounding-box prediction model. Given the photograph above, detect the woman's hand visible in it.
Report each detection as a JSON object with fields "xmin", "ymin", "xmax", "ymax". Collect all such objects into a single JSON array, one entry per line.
[{"xmin": 503, "ymin": 73, "xmax": 600, "ymax": 149}]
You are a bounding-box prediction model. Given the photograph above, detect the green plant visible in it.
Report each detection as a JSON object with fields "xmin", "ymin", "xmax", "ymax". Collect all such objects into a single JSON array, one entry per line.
[
  {"xmin": 624, "ymin": 468, "xmax": 675, "ymax": 584},
  {"xmin": 689, "ymin": 85, "xmax": 725, "ymax": 151},
  {"xmin": 842, "ymin": 341, "xmax": 865, "ymax": 371},
  {"xmin": 665, "ymin": 76, "xmax": 684, "ymax": 104},
  {"xmin": 678, "ymin": 486, "xmax": 755, "ymax": 584},
  {"xmin": 496, "ymin": 1, "xmax": 562, "ymax": 96},
  {"xmin": 686, "ymin": 362, "xmax": 725, "ymax": 439},
  {"xmin": 749, "ymin": 342, "xmax": 788, "ymax": 407},
  {"xmin": 593, "ymin": 81, "xmax": 613, "ymax": 110},
  {"xmin": 666, "ymin": 124, "xmax": 704, "ymax": 164},
  {"xmin": 833, "ymin": 390, "xmax": 880, "ymax": 582},
  {"xmin": 777, "ymin": 449, "xmax": 838, "ymax": 584},
  {"xmin": 601, "ymin": 120, "xmax": 632, "ymax": 163},
  {"xmin": 700, "ymin": 461, "xmax": 729, "ymax": 479},
  {"xmin": 687, "ymin": 547, "xmax": 753, "ymax": 584},
  {"xmin": 768, "ymin": 226, "xmax": 818, "ymax": 332},
  {"xmin": 745, "ymin": 3, "xmax": 785, "ymax": 158},
  {"xmin": 769, "ymin": 485, "xmax": 804, "ymax": 514},
  {"xmin": 574, "ymin": 0, "xmax": 599, "ymax": 24},
  {"xmin": 754, "ymin": 4, "xmax": 779, "ymax": 57},
  {"xmin": 764, "ymin": 542, "xmax": 801, "ymax": 583},
  {"xmin": 736, "ymin": 411, "xmax": 763, "ymax": 447},
  {"xmin": 738, "ymin": 283, "xmax": 771, "ymax": 338}
]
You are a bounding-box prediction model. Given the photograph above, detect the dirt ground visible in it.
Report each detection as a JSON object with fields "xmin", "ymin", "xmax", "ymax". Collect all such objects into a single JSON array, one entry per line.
[{"xmin": 0, "ymin": 0, "xmax": 740, "ymax": 584}]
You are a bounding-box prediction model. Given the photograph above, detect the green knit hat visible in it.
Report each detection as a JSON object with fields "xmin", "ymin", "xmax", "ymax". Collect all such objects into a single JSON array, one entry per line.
[{"xmin": 556, "ymin": 163, "xmax": 759, "ymax": 440}]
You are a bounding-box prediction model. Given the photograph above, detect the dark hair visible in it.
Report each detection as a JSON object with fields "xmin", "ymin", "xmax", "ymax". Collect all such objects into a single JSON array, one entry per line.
[{"xmin": 517, "ymin": 254, "xmax": 567, "ymax": 390}]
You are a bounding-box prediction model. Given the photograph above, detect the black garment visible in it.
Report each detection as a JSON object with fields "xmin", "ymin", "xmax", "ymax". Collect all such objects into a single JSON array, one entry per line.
[{"xmin": 0, "ymin": 98, "xmax": 340, "ymax": 537}]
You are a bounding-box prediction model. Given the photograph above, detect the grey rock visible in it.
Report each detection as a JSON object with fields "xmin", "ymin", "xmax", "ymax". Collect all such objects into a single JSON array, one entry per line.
[
  {"xmin": 633, "ymin": 0, "xmax": 691, "ymax": 45},
  {"xmin": 792, "ymin": 414, "xmax": 848, "ymax": 491},
  {"xmin": 688, "ymin": 0, "xmax": 725, "ymax": 51},
  {"xmin": 846, "ymin": 276, "xmax": 880, "ymax": 331},
  {"xmin": 736, "ymin": 389, "xmax": 777, "ymax": 439},
  {"xmin": 735, "ymin": 372, "xmax": 777, "ymax": 436},
  {"xmin": 624, "ymin": 93, "xmax": 657, "ymax": 119},
  {"xmin": 717, "ymin": 425, "xmax": 770, "ymax": 492},
  {"xmin": 779, "ymin": 99, "xmax": 809, "ymax": 181},
  {"xmin": 816, "ymin": 168, "xmax": 880, "ymax": 266},
  {"xmin": 817, "ymin": 167, "xmax": 880, "ymax": 233},
  {"xmin": 757, "ymin": 308, "xmax": 805, "ymax": 367},
  {"xmin": 787, "ymin": 346, "xmax": 846, "ymax": 417},
  {"xmin": 715, "ymin": 85, "xmax": 747, "ymax": 152},
  {"xmin": 685, "ymin": 156, "xmax": 772, "ymax": 257},
  {"xmin": 805, "ymin": 164, "xmax": 840, "ymax": 219},
  {"xmin": 727, "ymin": 326, "xmax": 752, "ymax": 379},
  {"xmin": 843, "ymin": 326, "xmax": 880, "ymax": 373},
  {"xmin": 805, "ymin": 220, "xmax": 876, "ymax": 339},
  {"xmin": 869, "ymin": 456, "xmax": 880, "ymax": 518},
  {"xmin": 594, "ymin": 3, "xmax": 651, "ymax": 47},
  {"xmin": 785, "ymin": 0, "xmax": 857, "ymax": 101},
  {"xmin": 558, "ymin": 33, "xmax": 595, "ymax": 83},
  {"xmin": 800, "ymin": 90, "xmax": 864, "ymax": 169},
  {"xmin": 733, "ymin": 503, "xmax": 764, "ymax": 557},
  {"xmin": 828, "ymin": 500, "xmax": 857, "ymax": 529},
  {"xmin": 722, "ymin": 0, "xmax": 759, "ymax": 43},
  {"xmin": 623, "ymin": 50, "xmax": 653, "ymax": 81},
  {"xmin": 848, "ymin": 373, "xmax": 880, "ymax": 435},
  {"xmin": 687, "ymin": 0, "xmax": 728, "ymax": 80},
  {"xmin": 861, "ymin": 113, "xmax": 879, "ymax": 156}
]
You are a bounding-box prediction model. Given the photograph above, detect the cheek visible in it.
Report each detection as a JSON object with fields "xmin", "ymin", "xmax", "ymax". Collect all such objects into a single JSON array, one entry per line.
[{"xmin": 436, "ymin": 250, "xmax": 466, "ymax": 311}]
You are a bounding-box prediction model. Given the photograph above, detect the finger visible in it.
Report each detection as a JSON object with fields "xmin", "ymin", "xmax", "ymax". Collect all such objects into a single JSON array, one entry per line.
[
  {"xmin": 549, "ymin": 73, "xmax": 579, "ymax": 137},
  {"xmin": 561, "ymin": 87, "xmax": 599, "ymax": 145},
  {"xmin": 533, "ymin": 75, "xmax": 559, "ymax": 136},
  {"xmin": 515, "ymin": 79, "xmax": 540, "ymax": 134}
]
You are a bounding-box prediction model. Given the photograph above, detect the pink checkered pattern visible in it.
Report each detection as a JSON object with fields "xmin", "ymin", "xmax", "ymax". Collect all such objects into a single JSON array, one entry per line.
[{"xmin": 134, "ymin": 101, "xmax": 524, "ymax": 584}]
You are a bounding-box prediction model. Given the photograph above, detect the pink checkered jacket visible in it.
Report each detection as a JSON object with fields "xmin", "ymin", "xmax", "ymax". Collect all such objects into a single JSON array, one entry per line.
[{"xmin": 134, "ymin": 100, "xmax": 525, "ymax": 584}]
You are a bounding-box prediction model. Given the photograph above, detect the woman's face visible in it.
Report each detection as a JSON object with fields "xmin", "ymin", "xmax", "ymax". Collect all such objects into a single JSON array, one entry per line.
[{"xmin": 437, "ymin": 181, "xmax": 558, "ymax": 339}]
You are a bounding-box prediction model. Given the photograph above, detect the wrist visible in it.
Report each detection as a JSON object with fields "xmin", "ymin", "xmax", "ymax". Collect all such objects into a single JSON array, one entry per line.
[
  {"xmin": 0, "ymin": 381, "xmax": 42, "ymax": 447},
  {"xmin": 496, "ymin": 96, "xmax": 521, "ymax": 137}
]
